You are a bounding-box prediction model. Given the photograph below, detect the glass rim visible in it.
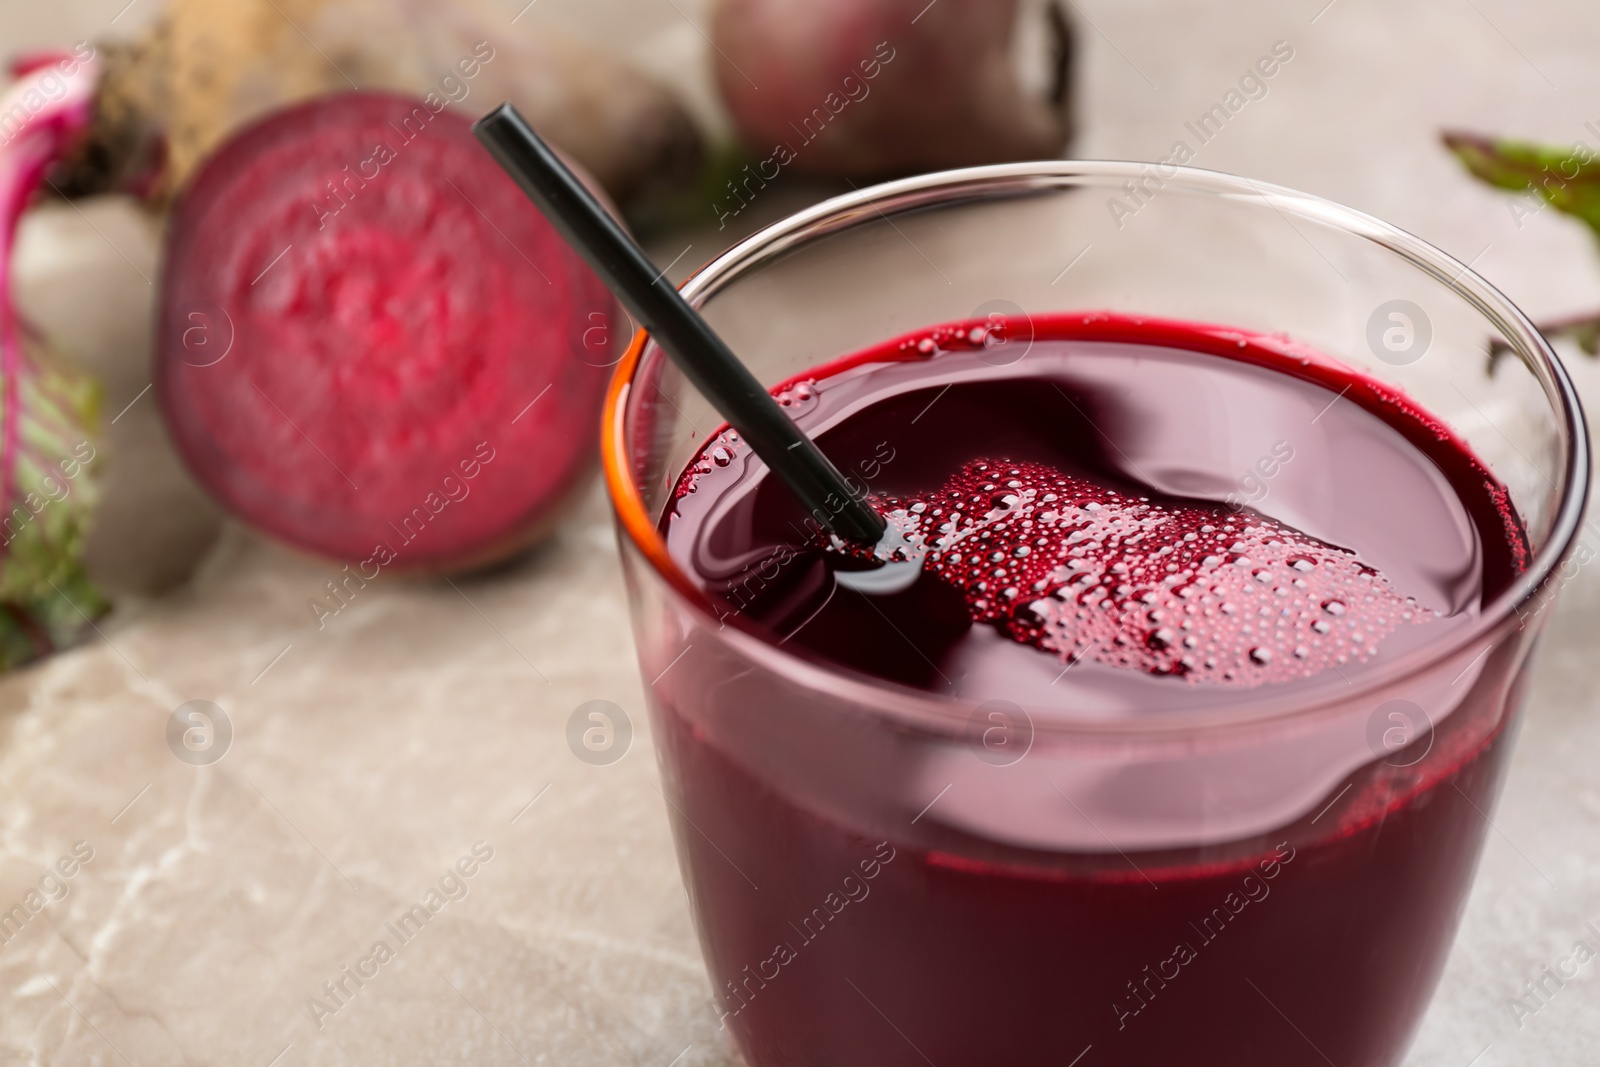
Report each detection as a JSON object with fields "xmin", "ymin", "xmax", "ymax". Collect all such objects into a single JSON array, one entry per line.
[{"xmin": 601, "ymin": 160, "xmax": 1591, "ymax": 740}]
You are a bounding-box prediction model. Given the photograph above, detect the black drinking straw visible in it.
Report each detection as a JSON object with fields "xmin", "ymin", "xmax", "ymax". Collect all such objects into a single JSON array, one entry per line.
[{"xmin": 472, "ymin": 104, "xmax": 887, "ymax": 547}]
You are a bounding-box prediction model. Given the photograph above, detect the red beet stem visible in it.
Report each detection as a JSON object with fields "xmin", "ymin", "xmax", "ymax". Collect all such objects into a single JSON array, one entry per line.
[{"xmin": 0, "ymin": 49, "xmax": 100, "ymax": 556}]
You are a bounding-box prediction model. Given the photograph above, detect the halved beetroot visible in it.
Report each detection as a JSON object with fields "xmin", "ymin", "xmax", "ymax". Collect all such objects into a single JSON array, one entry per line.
[{"xmin": 157, "ymin": 91, "xmax": 617, "ymax": 571}]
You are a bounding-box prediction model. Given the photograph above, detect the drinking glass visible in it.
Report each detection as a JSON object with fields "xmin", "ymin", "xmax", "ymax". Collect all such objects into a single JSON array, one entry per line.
[{"xmin": 601, "ymin": 162, "xmax": 1589, "ymax": 1066}]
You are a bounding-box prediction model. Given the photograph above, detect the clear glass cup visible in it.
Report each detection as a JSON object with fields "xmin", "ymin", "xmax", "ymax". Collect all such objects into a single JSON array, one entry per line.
[{"xmin": 601, "ymin": 162, "xmax": 1589, "ymax": 1067}]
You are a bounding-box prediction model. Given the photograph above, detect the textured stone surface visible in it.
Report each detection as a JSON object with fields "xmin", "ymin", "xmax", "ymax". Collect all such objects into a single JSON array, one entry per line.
[{"xmin": 0, "ymin": 1, "xmax": 1597, "ymax": 1065}]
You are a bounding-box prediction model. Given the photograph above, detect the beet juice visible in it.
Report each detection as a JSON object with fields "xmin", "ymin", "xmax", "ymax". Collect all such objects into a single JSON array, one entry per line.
[{"xmin": 649, "ymin": 314, "xmax": 1530, "ymax": 1067}]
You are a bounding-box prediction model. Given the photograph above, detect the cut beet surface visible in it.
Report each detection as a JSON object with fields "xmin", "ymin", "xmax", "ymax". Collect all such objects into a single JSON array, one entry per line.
[{"xmin": 157, "ymin": 91, "xmax": 618, "ymax": 571}]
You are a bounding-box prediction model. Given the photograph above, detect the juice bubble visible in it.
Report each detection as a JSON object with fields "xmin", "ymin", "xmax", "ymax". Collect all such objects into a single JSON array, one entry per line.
[{"xmin": 836, "ymin": 459, "xmax": 1430, "ymax": 687}]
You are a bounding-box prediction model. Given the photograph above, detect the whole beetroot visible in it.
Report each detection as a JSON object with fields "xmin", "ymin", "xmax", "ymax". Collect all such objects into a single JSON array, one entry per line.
[
  {"xmin": 59, "ymin": 0, "xmax": 704, "ymax": 213},
  {"xmin": 710, "ymin": 0, "xmax": 1074, "ymax": 179}
]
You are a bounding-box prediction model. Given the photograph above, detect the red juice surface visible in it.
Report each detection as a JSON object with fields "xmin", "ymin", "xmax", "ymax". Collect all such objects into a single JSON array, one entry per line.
[{"xmin": 651, "ymin": 314, "xmax": 1529, "ymax": 1066}]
